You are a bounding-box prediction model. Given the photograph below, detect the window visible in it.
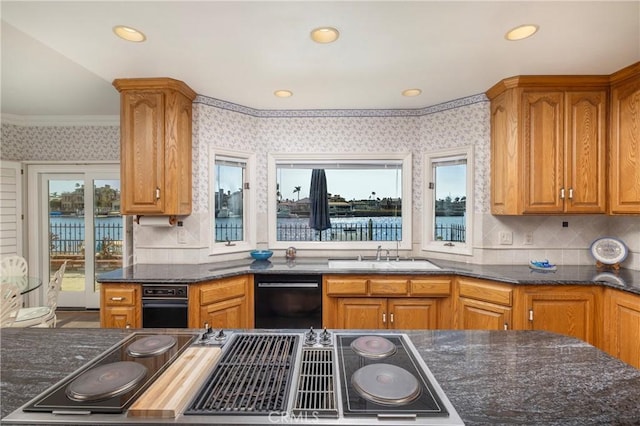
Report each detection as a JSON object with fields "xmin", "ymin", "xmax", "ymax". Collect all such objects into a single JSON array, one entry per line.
[
  {"xmin": 210, "ymin": 148, "xmax": 255, "ymax": 253},
  {"xmin": 423, "ymin": 146, "xmax": 473, "ymax": 255},
  {"xmin": 268, "ymin": 153, "xmax": 412, "ymax": 251}
]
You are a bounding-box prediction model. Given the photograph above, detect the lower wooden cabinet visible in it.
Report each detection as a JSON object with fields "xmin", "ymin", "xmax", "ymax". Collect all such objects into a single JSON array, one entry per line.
[
  {"xmin": 516, "ymin": 285, "xmax": 602, "ymax": 347},
  {"xmin": 100, "ymin": 284, "xmax": 141, "ymax": 328},
  {"xmin": 456, "ymin": 277, "xmax": 513, "ymax": 330},
  {"xmin": 189, "ymin": 276, "xmax": 253, "ymax": 329},
  {"xmin": 324, "ymin": 275, "xmax": 451, "ymax": 329},
  {"xmin": 604, "ymin": 288, "xmax": 640, "ymax": 369},
  {"xmin": 336, "ymin": 297, "xmax": 439, "ymax": 329}
]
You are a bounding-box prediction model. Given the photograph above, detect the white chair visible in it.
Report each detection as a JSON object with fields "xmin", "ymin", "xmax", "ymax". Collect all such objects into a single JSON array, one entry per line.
[
  {"xmin": 1, "ymin": 255, "xmax": 28, "ymax": 284},
  {"xmin": 0, "ymin": 283, "xmax": 23, "ymax": 327},
  {"xmin": 10, "ymin": 261, "xmax": 67, "ymax": 328}
]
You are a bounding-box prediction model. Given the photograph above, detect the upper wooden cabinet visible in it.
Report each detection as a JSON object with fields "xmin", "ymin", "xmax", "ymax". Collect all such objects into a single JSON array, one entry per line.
[
  {"xmin": 487, "ymin": 76, "xmax": 608, "ymax": 215},
  {"xmin": 113, "ymin": 78, "xmax": 196, "ymax": 216},
  {"xmin": 609, "ymin": 62, "xmax": 640, "ymax": 214}
]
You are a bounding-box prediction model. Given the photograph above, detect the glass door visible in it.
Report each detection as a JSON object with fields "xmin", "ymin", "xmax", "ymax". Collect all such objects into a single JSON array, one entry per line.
[{"xmin": 28, "ymin": 165, "xmax": 124, "ymax": 309}]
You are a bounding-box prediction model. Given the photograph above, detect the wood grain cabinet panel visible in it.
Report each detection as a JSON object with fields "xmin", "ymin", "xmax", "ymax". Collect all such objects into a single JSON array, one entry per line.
[
  {"xmin": 388, "ymin": 298, "xmax": 438, "ymax": 329},
  {"xmin": 100, "ymin": 284, "xmax": 141, "ymax": 328},
  {"xmin": 518, "ymin": 286, "xmax": 602, "ymax": 347},
  {"xmin": 609, "ymin": 62, "xmax": 640, "ymax": 214},
  {"xmin": 324, "ymin": 275, "xmax": 452, "ymax": 330},
  {"xmin": 337, "ymin": 298, "xmax": 386, "ymax": 329},
  {"xmin": 113, "ymin": 78, "xmax": 196, "ymax": 216},
  {"xmin": 486, "ymin": 77, "xmax": 608, "ymax": 214},
  {"xmin": 458, "ymin": 298, "xmax": 512, "ymax": 331},
  {"xmin": 604, "ymin": 289, "xmax": 640, "ymax": 369},
  {"xmin": 189, "ymin": 276, "xmax": 251, "ymax": 329},
  {"xmin": 456, "ymin": 278, "xmax": 513, "ymax": 330}
]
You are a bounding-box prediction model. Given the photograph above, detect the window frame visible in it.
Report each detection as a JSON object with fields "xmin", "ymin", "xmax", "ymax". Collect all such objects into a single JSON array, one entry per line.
[
  {"xmin": 209, "ymin": 147, "xmax": 256, "ymax": 255},
  {"xmin": 422, "ymin": 146, "xmax": 474, "ymax": 256},
  {"xmin": 267, "ymin": 152, "xmax": 413, "ymax": 251}
]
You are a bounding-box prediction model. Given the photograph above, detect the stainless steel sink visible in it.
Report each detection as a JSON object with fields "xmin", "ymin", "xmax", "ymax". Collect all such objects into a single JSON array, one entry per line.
[{"xmin": 328, "ymin": 259, "xmax": 441, "ymax": 270}]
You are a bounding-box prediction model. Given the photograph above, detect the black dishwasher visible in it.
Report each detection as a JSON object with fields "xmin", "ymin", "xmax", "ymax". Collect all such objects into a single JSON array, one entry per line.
[{"xmin": 254, "ymin": 274, "xmax": 322, "ymax": 329}]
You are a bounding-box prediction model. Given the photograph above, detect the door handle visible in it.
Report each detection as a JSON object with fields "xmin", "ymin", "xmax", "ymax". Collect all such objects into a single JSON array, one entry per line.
[
  {"xmin": 382, "ymin": 313, "xmax": 386, "ymax": 323},
  {"xmin": 560, "ymin": 188, "xmax": 565, "ymax": 199},
  {"xmin": 390, "ymin": 313, "xmax": 394, "ymax": 324}
]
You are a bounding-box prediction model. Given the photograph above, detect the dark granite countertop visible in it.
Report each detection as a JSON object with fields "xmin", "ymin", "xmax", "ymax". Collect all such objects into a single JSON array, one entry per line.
[
  {"xmin": 98, "ymin": 257, "xmax": 640, "ymax": 295},
  {"xmin": 1, "ymin": 328, "xmax": 639, "ymax": 425}
]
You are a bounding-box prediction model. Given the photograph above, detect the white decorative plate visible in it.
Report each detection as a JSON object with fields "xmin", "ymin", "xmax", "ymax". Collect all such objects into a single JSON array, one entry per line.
[{"xmin": 590, "ymin": 237, "xmax": 628, "ymax": 265}]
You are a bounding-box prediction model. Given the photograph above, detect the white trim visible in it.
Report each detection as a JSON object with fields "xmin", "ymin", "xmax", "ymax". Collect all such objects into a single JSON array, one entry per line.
[
  {"xmin": 422, "ymin": 146, "xmax": 474, "ymax": 256},
  {"xmin": 209, "ymin": 147, "xmax": 256, "ymax": 255},
  {"xmin": 1, "ymin": 114, "xmax": 119, "ymax": 127},
  {"xmin": 267, "ymin": 152, "xmax": 412, "ymax": 251}
]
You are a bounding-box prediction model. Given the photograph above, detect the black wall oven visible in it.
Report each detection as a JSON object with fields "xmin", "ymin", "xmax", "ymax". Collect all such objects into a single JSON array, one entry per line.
[
  {"xmin": 254, "ymin": 274, "xmax": 322, "ymax": 329},
  {"xmin": 141, "ymin": 284, "xmax": 188, "ymax": 328}
]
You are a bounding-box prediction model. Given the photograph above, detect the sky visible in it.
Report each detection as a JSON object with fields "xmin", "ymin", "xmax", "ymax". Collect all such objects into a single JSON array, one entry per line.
[
  {"xmin": 215, "ymin": 164, "xmax": 466, "ymax": 201},
  {"xmin": 49, "ymin": 179, "xmax": 120, "ymax": 195}
]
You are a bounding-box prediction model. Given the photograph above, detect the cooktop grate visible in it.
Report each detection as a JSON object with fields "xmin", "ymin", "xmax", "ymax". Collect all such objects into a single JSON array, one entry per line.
[
  {"xmin": 185, "ymin": 334, "xmax": 299, "ymax": 415},
  {"xmin": 293, "ymin": 348, "xmax": 338, "ymax": 418}
]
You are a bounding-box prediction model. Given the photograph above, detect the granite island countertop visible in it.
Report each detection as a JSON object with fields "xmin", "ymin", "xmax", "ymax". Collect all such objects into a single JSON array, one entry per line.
[
  {"xmin": 97, "ymin": 257, "xmax": 640, "ymax": 295},
  {"xmin": 1, "ymin": 328, "xmax": 639, "ymax": 425}
]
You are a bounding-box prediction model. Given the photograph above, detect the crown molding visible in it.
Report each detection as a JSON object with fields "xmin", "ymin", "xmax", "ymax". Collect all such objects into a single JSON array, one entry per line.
[{"xmin": 1, "ymin": 114, "xmax": 119, "ymax": 127}]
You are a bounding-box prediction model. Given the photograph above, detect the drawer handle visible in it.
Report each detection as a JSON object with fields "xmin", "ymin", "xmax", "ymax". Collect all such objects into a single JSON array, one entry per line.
[{"xmin": 110, "ymin": 296, "xmax": 125, "ymax": 302}]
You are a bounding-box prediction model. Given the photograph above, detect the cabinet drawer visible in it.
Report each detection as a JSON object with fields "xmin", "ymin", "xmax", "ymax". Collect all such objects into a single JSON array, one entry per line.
[
  {"xmin": 200, "ymin": 277, "xmax": 247, "ymax": 305},
  {"xmin": 410, "ymin": 278, "xmax": 451, "ymax": 296},
  {"xmin": 369, "ymin": 279, "xmax": 409, "ymax": 296},
  {"xmin": 104, "ymin": 287, "xmax": 137, "ymax": 306},
  {"xmin": 325, "ymin": 279, "xmax": 368, "ymax": 295},
  {"xmin": 458, "ymin": 278, "xmax": 513, "ymax": 306}
]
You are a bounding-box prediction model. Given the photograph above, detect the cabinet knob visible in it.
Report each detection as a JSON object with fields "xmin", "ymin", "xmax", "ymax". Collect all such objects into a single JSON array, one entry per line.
[
  {"xmin": 110, "ymin": 296, "xmax": 125, "ymax": 301},
  {"xmin": 382, "ymin": 313, "xmax": 386, "ymax": 323},
  {"xmin": 390, "ymin": 313, "xmax": 394, "ymax": 324},
  {"xmin": 560, "ymin": 188, "xmax": 565, "ymax": 199},
  {"xmin": 155, "ymin": 187, "xmax": 161, "ymax": 200},
  {"xmin": 568, "ymin": 188, "xmax": 574, "ymax": 199}
]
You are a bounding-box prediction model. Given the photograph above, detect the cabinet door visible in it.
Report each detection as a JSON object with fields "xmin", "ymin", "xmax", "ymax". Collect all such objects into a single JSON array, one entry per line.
[
  {"xmin": 610, "ymin": 76, "xmax": 640, "ymax": 214},
  {"xmin": 604, "ymin": 290, "xmax": 640, "ymax": 369},
  {"xmin": 565, "ymin": 91, "xmax": 606, "ymax": 213},
  {"xmin": 459, "ymin": 298, "xmax": 511, "ymax": 330},
  {"xmin": 102, "ymin": 306, "xmax": 136, "ymax": 329},
  {"xmin": 200, "ymin": 297, "xmax": 248, "ymax": 329},
  {"xmin": 524, "ymin": 289, "xmax": 597, "ymax": 345},
  {"xmin": 120, "ymin": 91, "xmax": 165, "ymax": 214},
  {"xmin": 337, "ymin": 298, "xmax": 386, "ymax": 329},
  {"xmin": 522, "ymin": 91, "xmax": 565, "ymax": 213},
  {"xmin": 388, "ymin": 298, "xmax": 438, "ymax": 329}
]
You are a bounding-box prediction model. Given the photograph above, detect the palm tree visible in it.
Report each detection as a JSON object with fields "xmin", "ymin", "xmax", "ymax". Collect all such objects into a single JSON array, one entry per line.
[{"xmin": 293, "ymin": 186, "xmax": 301, "ymax": 201}]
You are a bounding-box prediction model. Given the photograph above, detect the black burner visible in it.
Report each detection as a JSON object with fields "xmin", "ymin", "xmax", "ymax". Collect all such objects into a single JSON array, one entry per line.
[
  {"xmin": 23, "ymin": 333, "xmax": 196, "ymax": 414},
  {"xmin": 350, "ymin": 335, "xmax": 397, "ymax": 359},
  {"xmin": 127, "ymin": 335, "xmax": 177, "ymax": 357},
  {"xmin": 351, "ymin": 363, "xmax": 421, "ymax": 406},
  {"xmin": 337, "ymin": 333, "xmax": 449, "ymax": 418},
  {"xmin": 66, "ymin": 362, "xmax": 148, "ymax": 402}
]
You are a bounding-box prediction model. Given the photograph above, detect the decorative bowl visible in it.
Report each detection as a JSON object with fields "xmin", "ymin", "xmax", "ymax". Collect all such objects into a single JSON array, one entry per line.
[{"xmin": 250, "ymin": 250, "xmax": 273, "ymax": 261}]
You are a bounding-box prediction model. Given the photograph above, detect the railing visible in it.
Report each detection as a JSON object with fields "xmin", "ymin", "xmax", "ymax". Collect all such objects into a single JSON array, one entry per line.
[
  {"xmin": 435, "ymin": 223, "xmax": 466, "ymax": 242},
  {"xmin": 49, "ymin": 222, "xmax": 123, "ymax": 257},
  {"xmin": 217, "ymin": 221, "xmax": 464, "ymax": 242}
]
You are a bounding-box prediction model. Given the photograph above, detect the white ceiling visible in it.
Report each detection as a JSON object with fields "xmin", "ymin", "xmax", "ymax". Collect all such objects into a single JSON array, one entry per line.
[{"xmin": 2, "ymin": 1, "xmax": 639, "ymax": 119}]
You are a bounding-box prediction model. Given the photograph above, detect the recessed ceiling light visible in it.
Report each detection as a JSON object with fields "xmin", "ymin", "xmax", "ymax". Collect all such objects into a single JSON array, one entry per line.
[
  {"xmin": 113, "ymin": 25, "xmax": 146, "ymax": 42},
  {"xmin": 274, "ymin": 90, "xmax": 293, "ymax": 98},
  {"xmin": 402, "ymin": 88, "xmax": 422, "ymax": 97},
  {"xmin": 310, "ymin": 27, "xmax": 340, "ymax": 44},
  {"xmin": 505, "ymin": 24, "xmax": 539, "ymax": 41}
]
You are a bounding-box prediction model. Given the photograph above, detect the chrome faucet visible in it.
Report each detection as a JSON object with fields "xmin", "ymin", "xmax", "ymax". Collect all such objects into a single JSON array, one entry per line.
[{"xmin": 375, "ymin": 245, "xmax": 382, "ymax": 261}]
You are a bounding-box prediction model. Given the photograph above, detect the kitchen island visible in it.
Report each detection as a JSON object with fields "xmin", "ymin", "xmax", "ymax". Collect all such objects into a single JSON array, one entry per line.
[{"xmin": 2, "ymin": 328, "xmax": 640, "ymax": 425}]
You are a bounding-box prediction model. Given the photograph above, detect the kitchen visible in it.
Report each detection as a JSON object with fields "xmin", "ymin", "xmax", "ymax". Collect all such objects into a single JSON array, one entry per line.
[{"xmin": 2, "ymin": 1, "xmax": 640, "ymax": 425}]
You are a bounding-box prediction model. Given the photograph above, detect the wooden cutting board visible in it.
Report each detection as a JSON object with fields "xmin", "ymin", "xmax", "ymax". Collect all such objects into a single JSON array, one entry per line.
[{"xmin": 128, "ymin": 346, "xmax": 221, "ymax": 418}]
